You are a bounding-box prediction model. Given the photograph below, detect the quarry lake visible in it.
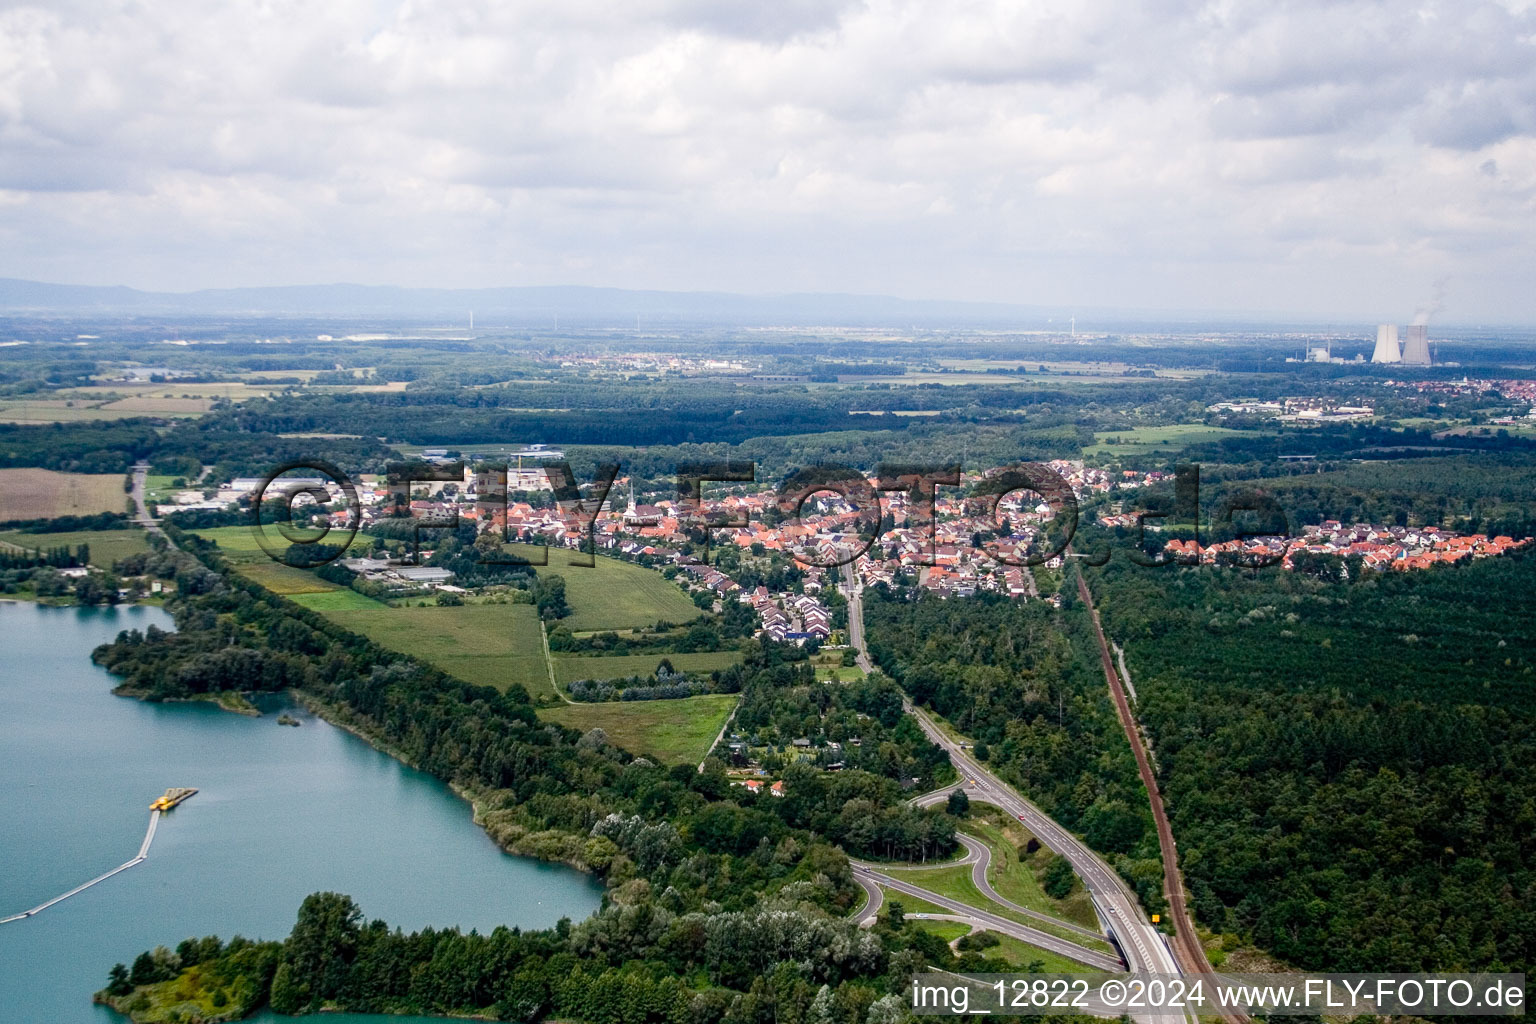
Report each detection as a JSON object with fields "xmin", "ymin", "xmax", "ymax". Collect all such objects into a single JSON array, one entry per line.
[{"xmin": 0, "ymin": 601, "xmax": 603, "ymax": 1023}]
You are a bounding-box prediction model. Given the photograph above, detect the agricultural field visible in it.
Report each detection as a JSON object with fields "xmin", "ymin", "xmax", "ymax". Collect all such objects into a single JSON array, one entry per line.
[
  {"xmin": 538, "ymin": 693, "xmax": 738, "ymax": 765},
  {"xmin": 324, "ymin": 603, "xmax": 555, "ymax": 701},
  {"xmin": 0, "ymin": 528, "xmax": 151, "ymax": 567},
  {"xmin": 0, "ymin": 468, "xmax": 127, "ymax": 522},
  {"xmin": 509, "ymin": 544, "xmax": 702, "ymax": 631},
  {"xmin": 0, "ymin": 379, "xmax": 399, "ymax": 424},
  {"xmin": 1084, "ymin": 423, "xmax": 1256, "ymax": 458},
  {"xmin": 552, "ymin": 650, "xmax": 743, "ymax": 685},
  {"xmin": 70, "ymin": 382, "xmax": 286, "ymax": 401},
  {"xmin": 184, "ymin": 524, "xmax": 287, "ymax": 559},
  {"xmin": 239, "ymin": 561, "xmax": 349, "ymax": 595},
  {"xmin": 286, "ymin": 589, "xmax": 387, "ymax": 611},
  {"xmin": 99, "ymin": 396, "xmax": 213, "ymax": 414},
  {"xmin": 0, "ymin": 399, "xmax": 132, "ymax": 423},
  {"xmin": 0, "ymin": 392, "xmax": 219, "ymax": 423},
  {"xmin": 186, "ymin": 525, "xmax": 370, "ymax": 561},
  {"xmin": 184, "ymin": 525, "xmax": 371, "ymax": 598}
]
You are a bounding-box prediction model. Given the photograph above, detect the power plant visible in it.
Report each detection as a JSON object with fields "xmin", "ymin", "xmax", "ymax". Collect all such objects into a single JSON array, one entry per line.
[
  {"xmin": 1369, "ymin": 322, "xmax": 1435, "ymax": 366},
  {"xmin": 1400, "ymin": 324, "xmax": 1431, "ymax": 366},
  {"xmin": 1371, "ymin": 324, "xmax": 1401, "ymax": 363}
]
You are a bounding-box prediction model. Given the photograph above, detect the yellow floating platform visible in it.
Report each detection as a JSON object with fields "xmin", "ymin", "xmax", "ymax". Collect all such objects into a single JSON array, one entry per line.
[{"xmin": 149, "ymin": 787, "xmax": 198, "ymax": 811}]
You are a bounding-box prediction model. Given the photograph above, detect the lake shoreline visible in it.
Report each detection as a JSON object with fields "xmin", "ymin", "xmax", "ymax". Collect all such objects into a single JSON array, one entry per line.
[
  {"xmin": 101, "ymin": 681, "xmax": 610, "ymax": 883},
  {"xmin": 292, "ymin": 691, "xmax": 611, "ymax": 882},
  {"xmin": 112, "ymin": 685, "xmax": 262, "ymax": 716},
  {"xmin": 0, "ymin": 602, "xmax": 605, "ymax": 1024}
]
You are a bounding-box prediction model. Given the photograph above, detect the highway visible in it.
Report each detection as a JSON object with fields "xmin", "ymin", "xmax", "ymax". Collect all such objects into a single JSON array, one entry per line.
[
  {"xmin": 841, "ymin": 560, "xmax": 1175, "ymax": 974},
  {"xmin": 907, "ymin": 705, "xmax": 1180, "ymax": 976},
  {"xmin": 840, "ymin": 559, "xmax": 1193, "ymax": 1024},
  {"xmin": 130, "ymin": 462, "xmax": 161, "ymax": 534},
  {"xmin": 906, "ymin": 814, "xmax": 1112, "ymax": 945},
  {"xmin": 850, "ymin": 862, "xmax": 1125, "ymax": 972}
]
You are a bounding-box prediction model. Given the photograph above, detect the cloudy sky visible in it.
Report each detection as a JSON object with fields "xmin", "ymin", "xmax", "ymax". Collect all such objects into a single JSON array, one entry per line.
[{"xmin": 1, "ymin": 0, "xmax": 1533, "ymax": 321}]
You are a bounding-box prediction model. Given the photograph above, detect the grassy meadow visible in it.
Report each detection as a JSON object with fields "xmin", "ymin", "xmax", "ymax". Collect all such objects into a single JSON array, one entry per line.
[
  {"xmin": 0, "ymin": 528, "xmax": 151, "ymax": 567},
  {"xmin": 325, "ymin": 603, "xmax": 555, "ymax": 700},
  {"xmin": 509, "ymin": 544, "xmax": 700, "ymax": 631},
  {"xmin": 538, "ymin": 693, "xmax": 738, "ymax": 765},
  {"xmin": 1084, "ymin": 423, "xmax": 1257, "ymax": 459},
  {"xmin": 552, "ymin": 650, "xmax": 743, "ymax": 684}
]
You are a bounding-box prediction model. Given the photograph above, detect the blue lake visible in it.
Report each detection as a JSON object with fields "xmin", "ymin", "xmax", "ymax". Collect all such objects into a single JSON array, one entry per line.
[{"xmin": 0, "ymin": 601, "xmax": 602, "ymax": 1022}]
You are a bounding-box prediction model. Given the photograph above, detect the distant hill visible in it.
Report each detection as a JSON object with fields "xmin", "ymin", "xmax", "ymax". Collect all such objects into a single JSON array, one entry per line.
[{"xmin": 0, "ymin": 277, "xmax": 1060, "ymax": 327}]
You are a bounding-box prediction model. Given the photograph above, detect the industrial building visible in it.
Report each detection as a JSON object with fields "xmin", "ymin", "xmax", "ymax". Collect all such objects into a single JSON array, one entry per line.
[
  {"xmin": 1401, "ymin": 324, "xmax": 1432, "ymax": 366},
  {"xmin": 1371, "ymin": 324, "xmax": 1401, "ymax": 363},
  {"xmin": 1371, "ymin": 322, "xmax": 1433, "ymax": 366}
]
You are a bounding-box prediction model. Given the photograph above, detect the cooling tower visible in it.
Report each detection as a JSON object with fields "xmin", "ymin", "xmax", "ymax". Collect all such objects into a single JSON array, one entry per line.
[
  {"xmin": 1401, "ymin": 325, "xmax": 1431, "ymax": 366},
  {"xmin": 1371, "ymin": 324, "xmax": 1401, "ymax": 363}
]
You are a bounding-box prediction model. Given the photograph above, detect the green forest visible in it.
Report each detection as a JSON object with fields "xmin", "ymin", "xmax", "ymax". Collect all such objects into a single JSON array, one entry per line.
[
  {"xmin": 862, "ymin": 592, "xmax": 1166, "ymax": 915},
  {"xmin": 100, "ymin": 886, "xmax": 1078, "ymax": 1024},
  {"xmin": 1088, "ymin": 552, "xmax": 1536, "ymax": 971}
]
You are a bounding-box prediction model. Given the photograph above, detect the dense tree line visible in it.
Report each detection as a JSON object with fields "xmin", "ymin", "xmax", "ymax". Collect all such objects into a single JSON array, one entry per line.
[
  {"xmin": 1089, "ymin": 552, "xmax": 1536, "ymax": 972},
  {"xmin": 863, "ymin": 591, "xmax": 1166, "ymax": 912},
  {"xmin": 725, "ymin": 665, "xmax": 956, "ymax": 799},
  {"xmin": 568, "ymin": 677, "xmax": 713, "ymax": 702},
  {"xmin": 548, "ymin": 617, "xmax": 744, "ymax": 656},
  {"xmin": 0, "ymin": 542, "xmax": 89, "ymax": 569},
  {"xmin": 0, "ymin": 420, "xmax": 161, "ymax": 472},
  {"xmin": 2, "ymin": 510, "xmax": 131, "ymax": 533},
  {"xmin": 103, "ymin": 881, "xmax": 1085, "ymax": 1024},
  {"xmin": 1192, "ymin": 454, "xmax": 1536, "ymax": 539}
]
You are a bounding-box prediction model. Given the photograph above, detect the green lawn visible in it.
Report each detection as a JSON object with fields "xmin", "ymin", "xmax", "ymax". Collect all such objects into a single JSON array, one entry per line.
[
  {"xmin": 965, "ymin": 811, "xmax": 1101, "ymax": 929},
  {"xmin": 509, "ymin": 544, "xmax": 701, "ymax": 631},
  {"xmin": 897, "ymin": 861, "xmax": 1113, "ymax": 953},
  {"xmin": 912, "ymin": 920, "xmax": 971, "ymax": 944},
  {"xmin": 183, "ymin": 525, "xmax": 269, "ymax": 559},
  {"xmin": 882, "ymin": 879, "xmax": 1106, "ymax": 973},
  {"xmin": 324, "ymin": 603, "xmax": 556, "ymax": 701},
  {"xmin": 143, "ymin": 474, "xmax": 186, "ymax": 504},
  {"xmin": 552, "ymin": 650, "xmax": 743, "ymax": 684},
  {"xmin": 984, "ymin": 932, "xmax": 1105, "ymax": 974},
  {"xmin": 538, "ymin": 693, "xmax": 738, "ymax": 765},
  {"xmin": 876, "ymin": 887, "xmax": 949, "ymax": 918},
  {"xmin": 0, "ymin": 528, "xmax": 151, "ymax": 568},
  {"xmin": 238, "ymin": 560, "xmax": 346, "ymax": 595}
]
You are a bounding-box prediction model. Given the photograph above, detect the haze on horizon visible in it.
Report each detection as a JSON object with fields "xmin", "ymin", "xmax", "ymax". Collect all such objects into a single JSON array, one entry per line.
[{"xmin": 2, "ymin": 0, "xmax": 1534, "ymax": 323}]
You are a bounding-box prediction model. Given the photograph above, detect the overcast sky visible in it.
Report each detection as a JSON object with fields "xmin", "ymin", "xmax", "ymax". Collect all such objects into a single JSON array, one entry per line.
[{"xmin": 1, "ymin": 0, "xmax": 1533, "ymax": 321}]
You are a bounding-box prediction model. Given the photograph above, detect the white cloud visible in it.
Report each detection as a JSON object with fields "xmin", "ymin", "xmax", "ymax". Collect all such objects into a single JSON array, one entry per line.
[{"xmin": 0, "ymin": 0, "xmax": 1533, "ymax": 320}]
